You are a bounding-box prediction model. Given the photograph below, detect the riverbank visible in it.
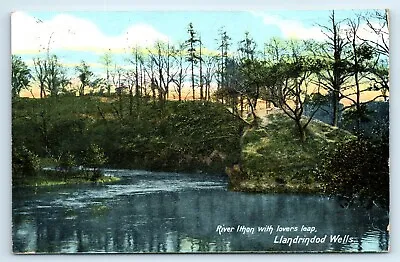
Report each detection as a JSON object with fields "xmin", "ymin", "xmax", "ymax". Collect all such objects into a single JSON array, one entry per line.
[
  {"xmin": 227, "ymin": 113, "xmax": 355, "ymax": 194},
  {"xmin": 12, "ymin": 169, "xmax": 121, "ymax": 187}
]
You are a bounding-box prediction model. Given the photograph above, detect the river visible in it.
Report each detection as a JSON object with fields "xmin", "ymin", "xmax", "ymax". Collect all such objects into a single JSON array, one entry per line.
[{"xmin": 12, "ymin": 169, "xmax": 389, "ymax": 253}]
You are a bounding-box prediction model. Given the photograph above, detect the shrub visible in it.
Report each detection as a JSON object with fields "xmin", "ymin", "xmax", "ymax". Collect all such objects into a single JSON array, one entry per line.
[
  {"xmin": 318, "ymin": 137, "xmax": 389, "ymax": 210},
  {"xmin": 12, "ymin": 145, "xmax": 40, "ymax": 178}
]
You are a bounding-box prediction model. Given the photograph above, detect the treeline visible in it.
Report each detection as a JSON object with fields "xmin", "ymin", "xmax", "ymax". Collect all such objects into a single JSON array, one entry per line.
[{"xmin": 13, "ymin": 11, "xmax": 388, "ymax": 136}]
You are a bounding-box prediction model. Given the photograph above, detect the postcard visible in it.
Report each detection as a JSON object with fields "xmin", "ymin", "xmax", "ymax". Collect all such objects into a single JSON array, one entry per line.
[{"xmin": 11, "ymin": 9, "xmax": 389, "ymax": 253}]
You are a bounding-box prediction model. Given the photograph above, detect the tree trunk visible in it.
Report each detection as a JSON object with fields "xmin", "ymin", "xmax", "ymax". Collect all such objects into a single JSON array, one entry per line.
[
  {"xmin": 331, "ymin": 90, "xmax": 340, "ymax": 126},
  {"xmin": 240, "ymin": 95, "xmax": 244, "ymax": 117},
  {"xmin": 129, "ymin": 87, "xmax": 133, "ymax": 116},
  {"xmin": 296, "ymin": 119, "xmax": 306, "ymax": 142}
]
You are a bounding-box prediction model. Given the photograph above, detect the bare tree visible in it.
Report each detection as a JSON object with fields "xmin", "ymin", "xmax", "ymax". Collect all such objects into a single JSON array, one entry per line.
[
  {"xmin": 100, "ymin": 51, "xmax": 113, "ymax": 95},
  {"xmin": 171, "ymin": 43, "xmax": 189, "ymax": 101},
  {"xmin": 202, "ymin": 54, "xmax": 218, "ymax": 101},
  {"xmin": 317, "ymin": 10, "xmax": 353, "ymax": 126},
  {"xmin": 33, "ymin": 58, "xmax": 48, "ymax": 98},
  {"xmin": 145, "ymin": 41, "xmax": 177, "ymax": 103},
  {"xmin": 185, "ymin": 23, "xmax": 201, "ymax": 100},
  {"xmin": 216, "ymin": 27, "xmax": 231, "ymax": 104},
  {"xmin": 360, "ymin": 10, "xmax": 389, "ymax": 100}
]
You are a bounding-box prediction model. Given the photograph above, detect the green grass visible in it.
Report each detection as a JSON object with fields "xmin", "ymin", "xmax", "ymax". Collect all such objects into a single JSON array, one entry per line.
[
  {"xmin": 13, "ymin": 170, "xmax": 121, "ymax": 187},
  {"xmin": 229, "ymin": 113, "xmax": 355, "ymax": 193}
]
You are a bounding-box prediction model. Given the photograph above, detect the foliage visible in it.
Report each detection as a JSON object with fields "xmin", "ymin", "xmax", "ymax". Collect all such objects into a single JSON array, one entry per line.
[
  {"xmin": 12, "ymin": 55, "xmax": 31, "ymax": 98},
  {"xmin": 318, "ymin": 137, "xmax": 389, "ymax": 210},
  {"xmin": 58, "ymin": 151, "xmax": 76, "ymax": 171},
  {"xmin": 12, "ymin": 96, "xmax": 245, "ymax": 174},
  {"xmin": 76, "ymin": 60, "xmax": 94, "ymax": 96},
  {"xmin": 263, "ymin": 39, "xmax": 324, "ymax": 141},
  {"xmin": 83, "ymin": 144, "xmax": 107, "ymax": 168},
  {"xmin": 12, "ymin": 145, "xmax": 40, "ymax": 178},
  {"xmin": 46, "ymin": 55, "xmax": 69, "ymax": 96}
]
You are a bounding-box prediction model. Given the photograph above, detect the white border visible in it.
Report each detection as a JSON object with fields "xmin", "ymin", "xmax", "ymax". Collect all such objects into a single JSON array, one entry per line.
[{"xmin": 1, "ymin": 1, "xmax": 398, "ymax": 262}]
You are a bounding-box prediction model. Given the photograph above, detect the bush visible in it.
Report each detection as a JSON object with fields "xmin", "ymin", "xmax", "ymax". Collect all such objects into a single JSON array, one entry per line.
[
  {"xmin": 12, "ymin": 145, "xmax": 40, "ymax": 178},
  {"xmin": 318, "ymin": 137, "xmax": 389, "ymax": 210}
]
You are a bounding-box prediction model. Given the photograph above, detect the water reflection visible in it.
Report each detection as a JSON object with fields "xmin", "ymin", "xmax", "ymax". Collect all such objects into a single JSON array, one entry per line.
[{"xmin": 12, "ymin": 170, "xmax": 389, "ymax": 253}]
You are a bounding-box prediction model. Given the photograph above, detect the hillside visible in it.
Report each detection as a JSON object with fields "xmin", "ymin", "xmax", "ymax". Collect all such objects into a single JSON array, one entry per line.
[
  {"xmin": 12, "ymin": 96, "xmax": 245, "ymax": 177},
  {"xmin": 227, "ymin": 113, "xmax": 356, "ymax": 193}
]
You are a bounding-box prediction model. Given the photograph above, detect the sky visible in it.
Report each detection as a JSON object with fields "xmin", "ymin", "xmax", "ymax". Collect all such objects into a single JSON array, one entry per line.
[{"xmin": 11, "ymin": 10, "xmax": 384, "ymax": 75}]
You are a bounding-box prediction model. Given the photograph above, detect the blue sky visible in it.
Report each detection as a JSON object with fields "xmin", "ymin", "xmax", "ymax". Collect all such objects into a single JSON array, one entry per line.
[{"xmin": 11, "ymin": 10, "xmax": 381, "ymax": 74}]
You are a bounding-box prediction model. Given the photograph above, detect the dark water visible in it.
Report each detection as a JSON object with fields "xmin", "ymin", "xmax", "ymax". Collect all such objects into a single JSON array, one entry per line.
[{"xmin": 12, "ymin": 170, "xmax": 389, "ymax": 253}]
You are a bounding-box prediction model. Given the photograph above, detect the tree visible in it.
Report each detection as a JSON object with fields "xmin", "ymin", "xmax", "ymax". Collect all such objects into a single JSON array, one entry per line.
[
  {"xmin": 141, "ymin": 41, "xmax": 177, "ymax": 105},
  {"xmin": 185, "ymin": 22, "xmax": 200, "ymax": 100},
  {"xmin": 202, "ymin": 54, "xmax": 218, "ymax": 101},
  {"xmin": 317, "ymin": 10, "xmax": 352, "ymax": 126},
  {"xmin": 198, "ymin": 36, "xmax": 204, "ymax": 100},
  {"xmin": 265, "ymin": 40, "xmax": 322, "ymax": 141},
  {"xmin": 237, "ymin": 32, "xmax": 259, "ymax": 118},
  {"xmin": 90, "ymin": 77, "xmax": 108, "ymax": 95},
  {"xmin": 82, "ymin": 143, "xmax": 107, "ymax": 181},
  {"xmin": 171, "ymin": 43, "xmax": 189, "ymax": 101},
  {"xmin": 45, "ymin": 54, "xmax": 67, "ymax": 97},
  {"xmin": 33, "ymin": 57, "xmax": 48, "ymax": 98},
  {"xmin": 344, "ymin": 16, "xmax": 376, "ymax": 134},
  {"xmin": 12, "ymin": 145, "xmax": 40, "ymax": 178},
  {"xmin": 361, "ymin": 9, "xmax": 389, "ymax": 58},
  {"xmin": 216, "ymin": 27, "xmax": 231, "ymax": 103},
  {"xmin": 126, "ymin": 46, "xmax": 144, "ymax": 111},
  {"xmin": 100, "ymin": 51, "xmax": 113, "ymax": 95},
  {"xmin": 76, "ymin": 60, "xmax": 94, "ymax": 96},
  {"xmin": 11, "ymin": 55, "xmax": 31, "ymax": 98},
  {"xmin": 361, "ymin": 10, "xmax": 389, "ymax": 101}
]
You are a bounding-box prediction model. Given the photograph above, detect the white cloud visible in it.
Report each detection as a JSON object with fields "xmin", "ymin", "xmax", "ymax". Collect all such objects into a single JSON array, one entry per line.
[
  {"xmin": 251, "ymin": 12, "xmax": 326, "ymax": 41},
  {"xmin": 11, "ymin": 11, "xmax": 170, "ymax": 54}
]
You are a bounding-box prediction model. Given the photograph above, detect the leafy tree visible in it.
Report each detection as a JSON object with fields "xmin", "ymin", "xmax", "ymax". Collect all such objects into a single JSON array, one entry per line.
[
  {"xmin": 264, "ymin": 39, "xmax": 322, "ymax": 141},
  {"xmin": 82, "ymin": 143, "xmax": 107, "ymax": 180},
  {"xmin": 58, "ymin": 151, "xmax": 76, "ymax": 179},
  {"xmin": 76, "ymin": 60, "xmax": 94, "ymax": 96},
  {"xmin": 12, "ymin": 145, "xmax": 40, "ymax": 178},
  {"xmin": 45, "ymin": 55, "xmax": 68, "ymax": 97},
  {"xmin": 11, "ymin": 55, "xmax": 31, "ymax": 98}
]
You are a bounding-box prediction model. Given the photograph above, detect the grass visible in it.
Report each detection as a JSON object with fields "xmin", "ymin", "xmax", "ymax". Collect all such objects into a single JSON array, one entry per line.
[
  {"xmin": 228, "ymin": 113, "xmax": 355, "ymax": 193},
  {"xmin": 13, "ymin": 170, "xmax": 121, "ymax": 187}
]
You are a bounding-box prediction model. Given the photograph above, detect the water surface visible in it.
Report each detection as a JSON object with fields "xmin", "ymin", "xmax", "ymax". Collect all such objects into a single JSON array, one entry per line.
[{"xmin": 12, "ymin": 170, "xmax": 389, "ymax": 253}]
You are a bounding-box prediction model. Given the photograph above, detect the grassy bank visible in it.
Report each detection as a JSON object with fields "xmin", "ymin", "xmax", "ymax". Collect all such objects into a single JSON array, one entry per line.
[{"xmin": 227, "ymin": 113, "xmax": 355, "ymax": 193}]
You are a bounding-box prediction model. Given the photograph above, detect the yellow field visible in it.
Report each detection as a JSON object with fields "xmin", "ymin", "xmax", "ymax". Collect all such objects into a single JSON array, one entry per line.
[{"xmin": 19, "ymin": 82, "xmax": 387, "ymax": 119}]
